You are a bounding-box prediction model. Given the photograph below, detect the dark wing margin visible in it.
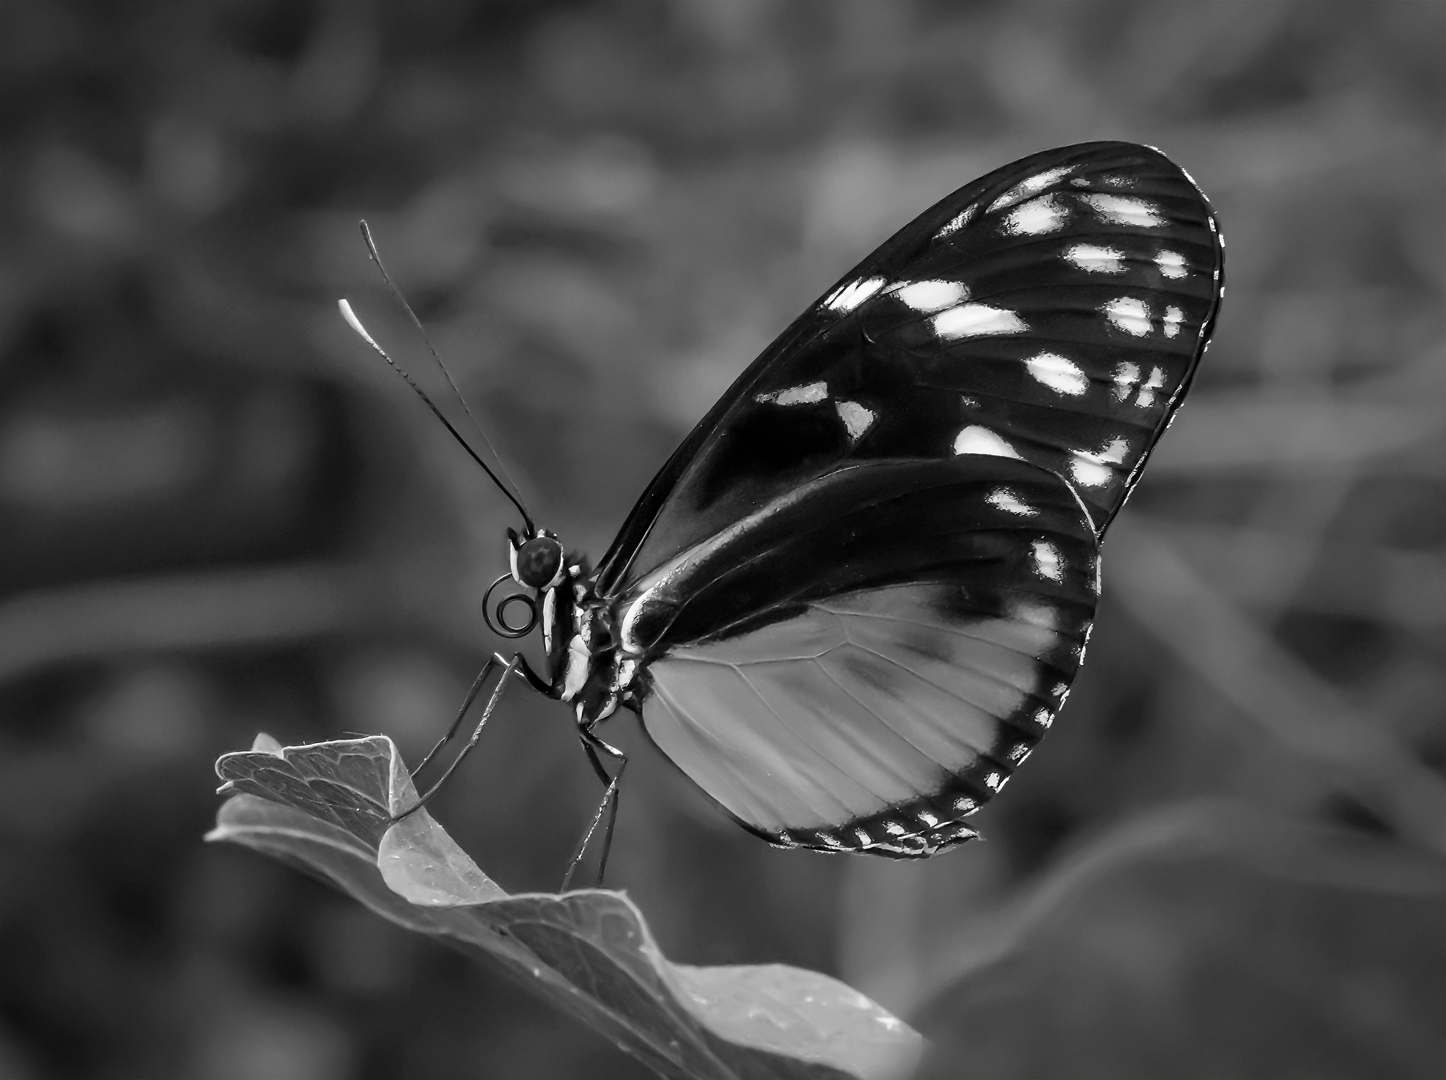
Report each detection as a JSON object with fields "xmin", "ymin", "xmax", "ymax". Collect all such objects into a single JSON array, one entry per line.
[
  {"xmin": 597, "ymin": 141, "xmax": 1223, "ymax": 599},
  {"xmin": 621, "ymin": 456, "xmax": 1098, "ymax": 856}
]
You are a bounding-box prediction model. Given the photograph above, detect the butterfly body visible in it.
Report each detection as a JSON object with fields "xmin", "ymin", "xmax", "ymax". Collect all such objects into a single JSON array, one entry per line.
[{"xmin": 481, "ymin": 141, "xmax": 1222, "ymax": 864}]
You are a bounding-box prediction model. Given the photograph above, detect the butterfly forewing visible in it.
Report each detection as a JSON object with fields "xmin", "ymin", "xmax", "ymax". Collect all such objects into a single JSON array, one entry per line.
[
  {"xmin": 584, "ymin": 142, "xmax": 1221, "ymax": 857},
  {"xmin": 597, "ymin": 142, "xmax": 1222, "ymax": 597}
]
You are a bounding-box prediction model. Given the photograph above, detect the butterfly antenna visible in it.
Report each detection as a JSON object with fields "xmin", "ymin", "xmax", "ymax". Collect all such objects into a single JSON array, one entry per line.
[
  {"xmin": 357, "ymin": 221, "xmax": 531, "ymax": 515},
  {"xmin": 338, "ymin": 298, "xmax": 536, "ymax": 535}
]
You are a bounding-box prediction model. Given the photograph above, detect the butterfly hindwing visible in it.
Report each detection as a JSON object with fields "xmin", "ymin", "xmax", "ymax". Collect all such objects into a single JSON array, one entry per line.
[
  {"xmin": 620, "ymin": 456, "xmax": 1098, "ymax": 855},
  {"xmin": 597, "ymin": 142, "xmax": 1223, "ymax": 597}
]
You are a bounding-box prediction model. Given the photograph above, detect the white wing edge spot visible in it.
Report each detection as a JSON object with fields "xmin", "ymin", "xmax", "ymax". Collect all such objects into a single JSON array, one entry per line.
[
  {"xmin": 954, "ymin": 426, "xmax": 1022, "ymax": 459},
  {"xmin": 933, "ymin": 303, "xmax": 1027, "ymax": 340},
  {"xmin": 1025, "ymin": 351, "xmax": 1089, "ymax": 396},
  {"xmin": 1064, "ymin": 243, "xmax": 1125, "ymax": 273},
  {"xmin": 825, "ymin": 276, "xmax": 887, "ymax": 313}
]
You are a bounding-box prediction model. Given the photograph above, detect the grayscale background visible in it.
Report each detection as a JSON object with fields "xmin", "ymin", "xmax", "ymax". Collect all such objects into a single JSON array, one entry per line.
[{"xmin": 0, "ymin": 2, "xmax": 1441, "ymax": 1077}]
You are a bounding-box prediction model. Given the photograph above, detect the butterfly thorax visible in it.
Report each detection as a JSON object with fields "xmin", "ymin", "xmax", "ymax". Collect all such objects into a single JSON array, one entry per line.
[{"xmin": 539, "ymin": 558, "xmax": 641, "ymax": 728}]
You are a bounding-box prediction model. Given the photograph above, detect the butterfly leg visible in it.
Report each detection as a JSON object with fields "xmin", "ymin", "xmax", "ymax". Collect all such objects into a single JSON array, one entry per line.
[
  {"xmin": 393, "ymin": 652, "xmax": 530, "ymax": 822},
  {"xmin": 409, "ymin": 656, "xmax": 500, "ymax": 778},
  {"xmin": 559, "ymin": 728, "xmax": 627, "ymax": 892}
]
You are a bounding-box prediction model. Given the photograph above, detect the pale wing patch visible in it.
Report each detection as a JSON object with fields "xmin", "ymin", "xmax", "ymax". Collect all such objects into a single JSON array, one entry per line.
[
  {"xmin": 1155, "ymin": 250, "xmax": 1187, "ymax": 279},
  {"xmin": 894, "ymin": 279, "xmax": 969, "ymax": 313},
  {"xmin": 986, "ymin": 487, "xmax": 1037, "ymax": 516},
  {"xmin": 1102, "ymin": 297, "xmax": 1151, "ymax": 337},
  {"xmin": 1111, "ymin": 361, "xmax": 1141, "ymax": 402},
  {"xmin": 1002, "ymin": 194, "xmax": 1068, "ymax": 236},
  {"xmin": 756, "ymin": 381, "xmax": 829, "ymax": 406},
  {"xmin": 1064, "ymin": 244, "xmax": 1125, "ymax": 273},
  {"xmin": 987, "ymin": 165, "xmax": 1076, "ymax": 213},
  {"xmin": 953, "ymin": 425, "xmax": 1022, "ymax": 459},
  {"xmin": 1163, "ymin": 305, "xmax": 1184, "ymax": 339},
  {"xmin": 824, "ymin": 276, "xmax": 887, "ymax": 313},
  {"xmin": 1081, "ymin": 193, "xmax": 1164, "ymax": 228},
  {"xmin": 1069, "ymin": 436, "xmax": 1130, "ymax": 488},
  {"xmin": 644, "ymin": 585, "xmax": 1066, "ymax": 832},
  {"xmin": 835, "ymin": 399, "xmax": 875, "ymax": 441},
  {"xmin": 1031, "ymin": 540, "xmax": 1063, "ymax": 582},
  {"xmin": 933, "ymin": 304, "xmax": 1027, "ymax": 340},
  {"xmin": 1136, "ymin": 366, "xmax": 1167, "ymax": 408},
  {"xmin": 933, "ymin": 204, "xmax": 977, "ymax": 241},
  {"xmin": 1025, "ymin": 352, "xmax": 1089, "ymax": 396}
]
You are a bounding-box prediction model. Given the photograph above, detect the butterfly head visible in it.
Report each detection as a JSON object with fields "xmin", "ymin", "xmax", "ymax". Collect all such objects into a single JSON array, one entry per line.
[{"xmin": 508, "ymin": 528, "xmax": 567, "ymax": 591}]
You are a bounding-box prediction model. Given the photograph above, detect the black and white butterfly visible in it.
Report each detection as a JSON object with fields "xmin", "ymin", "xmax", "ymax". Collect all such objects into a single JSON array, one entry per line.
[{"xmin": 347, "ymin": 141, "xmax": 1223, "ymax": 883}]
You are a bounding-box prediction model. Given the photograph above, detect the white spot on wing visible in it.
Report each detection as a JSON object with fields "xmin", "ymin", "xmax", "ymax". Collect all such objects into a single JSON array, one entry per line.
[
  {"xmin": 755, "ymin": 381, "xmax": 828, "ymax": 406},
  {"xmin": 1026, "ymin": 352, "xmax": 1089, "ymax": 396},
  {"xmin": 1009, "ymin": 599, "xmax": 1058, "ymax": 631},
  {"xmin": 1156, "ymin": 250, "xmax": 1187, "ymax": 279},
  {"xmin": 1112, "ymin": 361, "xmax": 1141, "ymax": 401},
  {"xmin": 933, "ymin": 204, "xmax": 976, "ymax": 240},
  {"xmin": 1163, "ymin": 305, "xmax": 1184, "ymax": 339},
  {"xmin": 1032, "ymin": 540, "xmax": 1064, "ymax": 582},
  {"xmin": 894, "ymin": 279, "xmax": 968, "ymax": 313},
  {"xmin": 1082, "ymin": 193, "xmax": 1163, "ymax": 228},
  {"xmin": 835, "ymin": 399, "xmax": 875, "ymax": 441},
  {"xmin": 987, "ymin": 486, "xmax": 1037, "ymax": 516},
  {"xmin": 918, "ymin": 810, "xmax": 940, "ymax": 827},
  {"xmin": 987, "ymin": 165, "xmax": 1076, "ymax": 212},
  {"xmin": 954, "ymin": 426, "xmax": 1022, "ymax": 459},
  {"xmin": 954, "ymin": 796, "xmax": 977, "ymax": 813},
  {"xmin": 824, "ymin": 276, "xmax": 886, "ymax": 313},
  {"xmin": 1070, "ymin": 436, "xmax": 1129, "ymax": 487},
  {"xmin": 1070, "ymin": 455, "xmax": 1112, "ymax": 488},
  {"xmin": 1065, "ymin": 243, "xmax": 1125, "ymax": 273},
  {"xmin": 1136, "ymin": 366, "xmax": 1167, "ymax": 408},
  {"xmin": 1103, "ymin": 297, "xmax": 1151, "ymax": 336},
  {"xmin": 1034, "ymin": 707, "xmax": 1054, "ymax": 729},
  {"xmin": 1002, "ymin": 194, "xmax": 1068, "ymax": 236},
  {"xmin": 933, "ymin": 304, "xmax": 1027, "ymax": 339},
  {"xmin": 984, "ymin": 771, "xmax": 1004, "ymax": 792}
]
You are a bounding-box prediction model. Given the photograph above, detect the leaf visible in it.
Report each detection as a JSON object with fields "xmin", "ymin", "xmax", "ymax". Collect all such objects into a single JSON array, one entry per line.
[{"xmin": 211, "ymin": 735, "xmax": 921, "ymax": 1080}]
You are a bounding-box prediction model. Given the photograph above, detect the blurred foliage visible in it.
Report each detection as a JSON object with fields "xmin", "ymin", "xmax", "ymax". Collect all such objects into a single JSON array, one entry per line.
[{"xmin": 0, "ymin": 2, "xmax": 1441, "ymax": 1078}]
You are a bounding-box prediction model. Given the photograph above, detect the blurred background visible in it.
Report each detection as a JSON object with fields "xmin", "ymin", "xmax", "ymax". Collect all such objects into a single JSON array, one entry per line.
[{"xmin": 0, "ymin": 2, "xmax": 1441, "ymax": 1077}]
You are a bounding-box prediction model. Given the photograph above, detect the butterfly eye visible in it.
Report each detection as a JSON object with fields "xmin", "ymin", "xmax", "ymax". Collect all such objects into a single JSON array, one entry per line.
[{"xmin": 515, "ymin": 535, "xmax": 564, "ymax": 589}]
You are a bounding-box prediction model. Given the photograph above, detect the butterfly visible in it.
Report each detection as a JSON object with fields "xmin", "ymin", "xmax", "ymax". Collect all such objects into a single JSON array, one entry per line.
[{"xmin": 344, "ymin": 140, "xmax": 1224, "ymax": 884}]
